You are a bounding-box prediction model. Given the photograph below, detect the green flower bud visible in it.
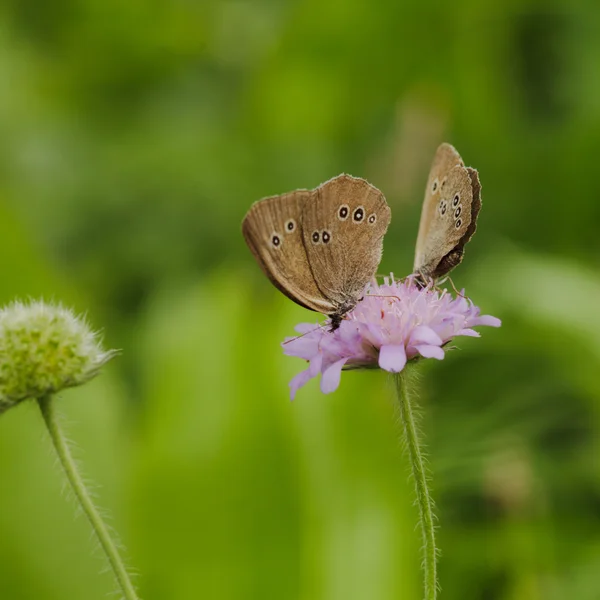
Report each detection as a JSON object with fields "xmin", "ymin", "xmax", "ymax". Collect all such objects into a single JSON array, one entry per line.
[{"xmin": 0, "ymin": 301, "xmax": 116, "ymax": 414}]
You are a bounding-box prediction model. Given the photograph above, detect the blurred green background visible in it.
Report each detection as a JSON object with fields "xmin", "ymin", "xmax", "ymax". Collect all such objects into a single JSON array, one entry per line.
[{"xmin": 0, "ymin": 1, "xmax": 599, "ymax": 599}]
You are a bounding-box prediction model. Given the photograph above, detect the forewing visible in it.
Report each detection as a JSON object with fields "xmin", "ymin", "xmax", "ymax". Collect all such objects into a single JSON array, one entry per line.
[
  {"xmin": 242, "ymin": 190, "xmax": 334, "ymax": 313},
  {"xmin": 301, "ymin": 174, "xmax": 391, "ymax": 309}
]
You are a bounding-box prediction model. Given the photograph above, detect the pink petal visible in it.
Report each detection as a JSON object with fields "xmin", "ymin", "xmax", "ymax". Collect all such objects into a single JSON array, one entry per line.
[
  {"xmin": 457, "ymin": 328, "xmax": 480, "ymax": 338},
  {"xmin": 471, "ymin": 315, "xmax": 502, "ymax": 327},
  {"xmin": 338, "ymin": 321, "xmax": 360, "ymax": 342},
  {"xmin": 295, "ymin": 323, "xmax": 320, "ymax": 334},
  {"xmin": 320, "ymin": 358, "xmax": 348, "ymax": 394},
  {"xmin": 415, "ymin": 344, "xmax": 445, "ymax": 360},
  {"xmin": 363, "ymin": 322, "xmax": 386, "ymax": 346},
  {"xmin": 378, "ymin": 344, "xmax": 407, "ymax": 373},
  {"xmin": 282, "ymin": 335, "xmax": 323, "ymax": 358},
  {"xmin": 410, "ymin": 325, "xmax": 443, "ymax": 346},
  {"xmin": 289, "ymin": 369, "xmax": 313, "ymax": 400},
  {"xmin": 308, "ymin": 352, "xmax": 323, "ymax": 376}
]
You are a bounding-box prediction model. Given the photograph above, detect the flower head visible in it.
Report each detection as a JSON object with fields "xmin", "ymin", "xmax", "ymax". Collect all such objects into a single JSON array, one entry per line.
[
  {"xmin": 283, "ymin": 275, "xmax": 501, "ymax": 399},
  {"xmin": 0, "ymin": 301, "xmax": 116, "ymax": 414}
]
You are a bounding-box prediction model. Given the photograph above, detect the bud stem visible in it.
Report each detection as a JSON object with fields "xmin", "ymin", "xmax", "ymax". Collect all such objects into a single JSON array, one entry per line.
[
  {"xmin": 394, "ymin": 371, "xmax": 438, "ymax": 600},
  {"xmin": 37, "ymin": 395, "xmax": 140, "ymax": 600}
]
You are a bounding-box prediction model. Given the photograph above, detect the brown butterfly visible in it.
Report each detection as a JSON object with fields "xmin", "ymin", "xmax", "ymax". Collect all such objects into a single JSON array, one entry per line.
[
  {"xmin": 414, "ymin": 143, "xmax": 482, "ymax": 281},
  {"xmin": 242, "ymin": 174, "xmax": 391, "ymax": 329}
]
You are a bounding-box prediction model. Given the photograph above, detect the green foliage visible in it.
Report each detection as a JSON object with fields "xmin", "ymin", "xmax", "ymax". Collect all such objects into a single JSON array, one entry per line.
[{"xmin": 0, "ymin": 0, "xmax": 599, "ymax": 598}]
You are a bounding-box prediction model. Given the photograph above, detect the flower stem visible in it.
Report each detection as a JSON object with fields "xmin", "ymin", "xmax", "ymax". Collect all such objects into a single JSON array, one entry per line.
[
  {"xmin": 37, "ymin": 395, "xmax": 140, "ymax": 600},
  {"xmin": 394, "ymin": 372, "xmax": 438, "ymax": 600}
]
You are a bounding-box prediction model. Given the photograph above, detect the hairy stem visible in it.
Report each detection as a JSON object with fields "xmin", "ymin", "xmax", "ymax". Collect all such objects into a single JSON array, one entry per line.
[
  {"xmin": 394, "ymin": 372, "xmax": 438, "ymax": 600},
  {"xmin": 37, "ymin": 395, "xmax": 140, "ymax": 600}
]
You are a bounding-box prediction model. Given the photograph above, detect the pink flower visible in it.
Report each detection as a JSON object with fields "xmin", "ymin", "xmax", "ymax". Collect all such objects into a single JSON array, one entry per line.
[{"xmin": 282, "ymin": 275, "xmax": 501, "ymax": 399}]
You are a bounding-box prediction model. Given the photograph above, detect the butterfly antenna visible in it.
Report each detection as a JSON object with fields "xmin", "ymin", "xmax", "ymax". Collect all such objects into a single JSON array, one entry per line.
[
  {"xmin": 366, "ymin": 294, "xmax": 403, "ymax": 303},
  {"xmin": 440, "ymin": 275, "xmax": 467, "ymax": 299},
  {"xmin": 281, "ymin": 322, "xmax": 328, "ymax": 345}
]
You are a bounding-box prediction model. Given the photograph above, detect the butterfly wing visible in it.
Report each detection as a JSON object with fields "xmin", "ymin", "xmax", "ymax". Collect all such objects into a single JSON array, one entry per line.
[
  {"xmin": 242, "ymin": 190, "xmax": 335, "ymax": 314},
  {"xmin": 414, "ymin": 143, "xmax": 482, "ymax": 279},
  {"xmin": 301, "ymin": 174, "xmax": 391, "ymax": 313}
]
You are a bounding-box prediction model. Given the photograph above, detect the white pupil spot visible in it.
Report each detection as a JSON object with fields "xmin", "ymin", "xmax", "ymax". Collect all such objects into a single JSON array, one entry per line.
[
  {"xmin": 454, "ymin": 205, "xmax": 461, "ymax": 218},
  {"xmin": 311, "ymin": 231, "xmax": 320, "ymax": 244},
  {"xmin": 439, "ymin": 200, "xmax": 447, "ymax": 215},
  {"xmin": 353, "ymin": 207, "xmax": 365, "ymax": 222},
  {"xmin": 271, "ymin": 233, "xmax": 282, "ymax": 248},
  {"xmin": 368, "ymin": 214, "xmax": 376, "ymax": 224},
  {"xmin": 338, "ymin": 205, "xmax": 349, "ymax": 220},
  {"xmin": 285, "ymin": 219, "xmax": 296, "ymax": 233},
  {"xmin": 455, "ymin": 218, "xmax": 462, "ymax": 229},
  {"xmin": 453, "ymin": 194, "xmax": 460, "ymax": 207},
  {"xmin": 322, "ymin": 230, "xmax": 331, "ymax": 243}
]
